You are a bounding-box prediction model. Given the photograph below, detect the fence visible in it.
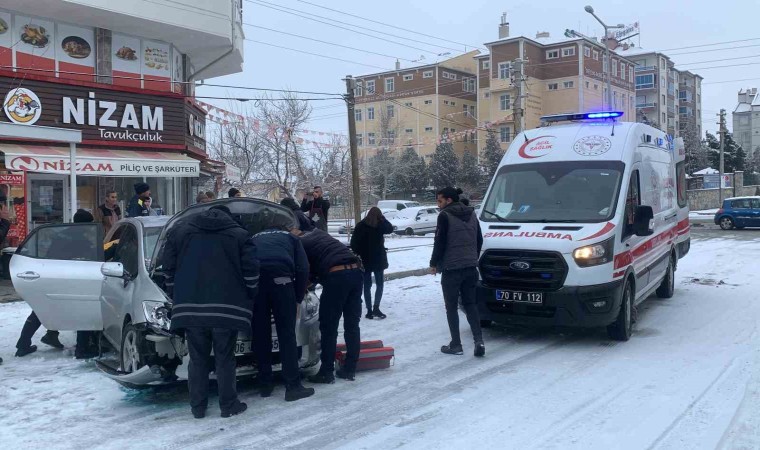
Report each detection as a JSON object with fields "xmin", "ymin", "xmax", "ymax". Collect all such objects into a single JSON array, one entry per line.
[{"xmin": 686, "ymin": 171, "xmax": 760, "ymax": 210}]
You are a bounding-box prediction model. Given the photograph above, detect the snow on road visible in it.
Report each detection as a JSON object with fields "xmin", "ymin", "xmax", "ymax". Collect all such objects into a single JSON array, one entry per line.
[{"xmin": 2, "ymin": 234, "xmax": 760, "ymax": 449}]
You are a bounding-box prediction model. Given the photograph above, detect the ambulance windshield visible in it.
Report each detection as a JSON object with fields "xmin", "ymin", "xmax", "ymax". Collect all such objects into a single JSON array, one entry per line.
[{"xmin": 481, "ymin": 161, "xmax": 624, "ymax": 223}]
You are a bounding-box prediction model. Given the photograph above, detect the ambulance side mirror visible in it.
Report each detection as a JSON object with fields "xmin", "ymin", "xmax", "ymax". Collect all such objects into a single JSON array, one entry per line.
[{"xmin": 634, "ymin": 206, "xmax": 654, "ymax": 237}]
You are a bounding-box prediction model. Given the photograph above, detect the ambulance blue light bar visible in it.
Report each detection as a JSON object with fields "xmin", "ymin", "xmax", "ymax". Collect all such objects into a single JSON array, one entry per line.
[{"xmin": 541, "ymin": 111, "xmax": 624, "ymax": 123}]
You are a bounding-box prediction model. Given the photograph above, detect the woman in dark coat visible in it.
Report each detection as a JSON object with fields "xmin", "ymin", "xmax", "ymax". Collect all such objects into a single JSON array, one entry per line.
[{"xmin": 350, "ymin": 207, "xmax": 394, "ymax": 319}]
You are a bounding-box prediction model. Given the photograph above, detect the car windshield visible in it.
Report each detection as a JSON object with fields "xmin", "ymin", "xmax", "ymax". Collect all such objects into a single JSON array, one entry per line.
[
  {"xmin": 143, "ymin": 226, "xmax": 162, "ymax": 260},
  {"xmin": 481, "ymin": 161, "xmax": 625, "ymax": 223}
]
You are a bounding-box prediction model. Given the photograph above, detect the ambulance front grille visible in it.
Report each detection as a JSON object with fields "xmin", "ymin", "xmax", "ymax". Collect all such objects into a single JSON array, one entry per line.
[{"xmin": 479, "ymin": 249, "xmax": 568, "ymax": 291}]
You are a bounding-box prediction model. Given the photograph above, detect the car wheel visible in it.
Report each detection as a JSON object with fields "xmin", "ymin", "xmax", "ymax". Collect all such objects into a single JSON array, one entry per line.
[
  {"xmin": 656, "ymin": 256, "xmax": 675, "ymax": 299},
  {"xmin": 607, "ymin": 279, "xmax": 633, "ymax": 341},
  {"xmin": 719, "ymin": 217, "xmax": 735, "ymax": 230},
  {"xmin": 405, "ymin": 227, "xmax": 414, "ymax": 236},
  {"xmin": 120, "ymin": 322, "xmax": 146, "ymax": 374}
]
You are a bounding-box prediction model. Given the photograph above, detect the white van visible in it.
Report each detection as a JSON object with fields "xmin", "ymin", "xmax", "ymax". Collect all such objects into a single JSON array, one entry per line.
[{"xmin": 478, "ymin": 112, "xmax": 689, "ymax": 341}]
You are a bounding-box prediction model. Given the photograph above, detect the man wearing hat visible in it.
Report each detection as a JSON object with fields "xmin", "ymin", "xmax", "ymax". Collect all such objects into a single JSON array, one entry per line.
[{"xmin": 127, "ymin": 182, "xmax": 151, "ymax": 218}]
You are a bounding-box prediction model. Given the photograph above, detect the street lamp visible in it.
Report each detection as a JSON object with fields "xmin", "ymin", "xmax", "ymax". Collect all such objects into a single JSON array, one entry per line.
[{"xmin": 585, "ymin": 5, "xmax": 624, "ymax": 110}]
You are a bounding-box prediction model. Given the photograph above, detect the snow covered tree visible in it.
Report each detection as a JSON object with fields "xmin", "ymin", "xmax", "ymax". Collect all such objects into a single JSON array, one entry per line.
[
  {"xmin": 368, "ymin": 147, "xmax": 397, "ymax": 199},
  {"xmin": 459, "ymin": 150, "xmax": 482, "ymax": 197},
  {"xmin": 480, "ymin": 129, "xmax": 504, "ymax": 185},
  {"xmin": 393, "ymin": 147, "xmax": 428, "ymax": 194},
  {"xmin": 429, "ymin": 141, "xmax": 459, "ymax": 188},
  {"xmin": 706, "ymin": 132, "xmax": 746, "ymax": 173},
  {"xmin": 681, "ymin": 124, "xmax": 706, "ymax": 175}
]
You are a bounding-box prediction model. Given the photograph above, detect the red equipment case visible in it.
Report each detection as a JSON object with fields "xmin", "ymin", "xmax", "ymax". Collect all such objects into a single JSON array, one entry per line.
[{"xmin": 335, "ymin": 340, "xmax": 394, "ymax": 371}]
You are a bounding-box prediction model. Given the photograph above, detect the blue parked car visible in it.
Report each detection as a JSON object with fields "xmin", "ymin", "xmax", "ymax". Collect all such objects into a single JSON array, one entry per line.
[{"xmin": 714, "ymin": 196, "xmax": 760, "ymax": 230}]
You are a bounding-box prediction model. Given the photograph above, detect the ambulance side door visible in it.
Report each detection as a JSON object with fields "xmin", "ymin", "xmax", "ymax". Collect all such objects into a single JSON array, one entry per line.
[{"xmin": 621, "ymin": 168, "xmax": 649, "ymax": 294}]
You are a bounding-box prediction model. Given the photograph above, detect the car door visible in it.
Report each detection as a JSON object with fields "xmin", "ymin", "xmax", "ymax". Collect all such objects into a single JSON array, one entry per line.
[
  {"xmin": 751, "ymin": 199, "xmax": 760, "ymax": 227},
  {"xmin": 425, "ymin": 208, "xmax": 440, "ymax": 233},
  {"xmin": 413, "ymin": 210, "xmax": 427, "ymax": 233},
  {"xmin": 100, "ymin": 223, "xmax": 140, "ymax": 348},
  {"xmin": 11, "ymin": 223, "xmax": 104, "ymax": 331},
  {"xmin": 732, "ymin": 199, "xmax": 752, "ymax": 227}
]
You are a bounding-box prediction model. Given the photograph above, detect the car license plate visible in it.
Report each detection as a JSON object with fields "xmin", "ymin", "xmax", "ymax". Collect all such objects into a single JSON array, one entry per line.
[
  {"xmin": 495, "ymin": 290, "xmax": 543, "ymax": 304},
  {"xmin": 234, "ymin": 338, "xmax": 279, "ymax": 355}
]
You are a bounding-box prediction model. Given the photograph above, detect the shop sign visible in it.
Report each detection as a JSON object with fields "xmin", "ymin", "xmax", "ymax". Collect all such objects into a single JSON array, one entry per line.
[
  {"xmin": 0, "ymin": 174, "xmax": 24, "ymax": 184},
  {"xmin": 3, "ymin": 88, "xmax": 42, "ymax": 125},
  {"xmin": 62, "ymin": 92, "xmax": 164, "ymax": 142},
  {"xmin": 7, "ymin": 155, "xmax": 198, "ymax": 177}
]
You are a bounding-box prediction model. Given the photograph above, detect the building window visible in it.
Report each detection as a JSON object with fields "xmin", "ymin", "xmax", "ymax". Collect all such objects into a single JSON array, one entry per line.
[
  {"xmin": 451, "ymin": 101, "xmax": 456, "ymax": 106},
  {"xmin": 443, "ymin": 127, "xmax": 449, "ymax": 135},
  {"xmin": 403, "ymin": 74, "xmax": 413, "ymax": 81},
  {"xmin": 469, "ymin": 105, "xmax": 476, "ymax": 117},
  {"xmin": 405, "ymin": 128, "xmax": 413, "ymax": 133},
  {"xmin": 500, "ymin": 94, "xmax": 511, "ymax": 111},
  {"xmin": 662, "ymin": 94, "xmax": 666, "ymax": 106},
  {"xmin": 463, "ymin": 78, "xmax": 476, "ymax": 93},
  {"xmin": 356, "ymin": 134, "xmax": 363, "ymax": 146},
  {"xmin": 593, "ymin": 50, "xmax": 599, "ymax": 60},
  {"xmin": 484, "ymin": 92, "xmax": 490, "ymax": 98},
  {"xmin": 355, "ymin": 109, "xmax": 362, "ymax": 122},
  {"xmin": 630, "ymin": 67, "xmax": 634, "ymax": 81},
  {"xmin": 630, "ymin": 95, "xmax": 634, "ymax": 109},
  {"xmin": 499, "ymin": 62, "xmax": 511, "ymax": 80},
  {"xmin": 635, "ymin": 74, "xmax": 655, "ymax": 89},
  {"xmin": 500, "ymin": 126, "xmax": 511, "ymax": 143},
  {"xmin": 662, "ymin": 112, "xmax": 666, "ymax": 124},
  {"xmin": 366, "ymin": 80, "xmax": 376, "ymax": 94},
  {"xmin": 584, "ymin": 47, "xmax": 591, "ymax": 58},
  {"xmin": 482, "ymin": 60, "xmax": 490, "ymax": 70},
  {"xmin": 386, "ymin": 104, "xmax": 395, "ymax": 118},
  {"xmin": 404, "ymin": 102, "xmax": 413, "ymax": 107},
  {"xmin": 356, "ymin": 81, "xmax": 363, "ymax": 97},
  {"xmin": 424, "ymin": 99, "xmax": 433, "ymax": 105},
  {"xmin": 450, "ymin": 73, "xmax": 458, "ymax": 80},
  {"xmin": 386, "ymin": 130, "xmax": 396, "ymax": 144},
  {"xmin": 603, "ymin": 54, "xmax": 608, "ymax": 72},
  {"xmin": 620, "ymin": 63, "xmax": 626, "ymax": 81},
  {"xmin": 679, "ymin": 106, "xmax": 687, "ymax": 115},
  {"xmin": 562, "ymin": 47, "xmax": 576, "ymax": 57},
  {"xmin": 548, "ymin": 83, "xmax": 559, "ymax": 91},
  {"xmin": 367, "ymin": 107, "xmax": 375, "ymax": 120},
  {"xmin": 594, "ymin": 83, "xmax": 599, "ymax": 90},
  {"xmin": 385, "ymin": 77, "xmax": 395, "ymax": 93},
  {"xmin": 444, "ymin": 100, "xmax": 450, "ymax": 105},
  {"xmin": 564, "ymin": 81, "xmax": 574, "ymax": 89},
  {"xmin": 425, "ymin": 126, "xmax": 433, "ymax": 132},
  {"xmin": 463, "ymin": 104, "xmax": 468, "ymax": 112},
  {"xmin": 585, "ymin": 81, "xmax": 590, "ymax": 88},
  {"xmin": 368, "ymin": 133, "xmax": 376, "ymax": 145},
  {"xmin": 423, "ymin": 70, "xmax": 433, "ymax": 78},
  {"xmin": 612, "ymin": 60, "xmax": 618, "ymax": 77},
  {"xmin": 547, "ymin": 49, "xmax": 560, "ymax": 59}
]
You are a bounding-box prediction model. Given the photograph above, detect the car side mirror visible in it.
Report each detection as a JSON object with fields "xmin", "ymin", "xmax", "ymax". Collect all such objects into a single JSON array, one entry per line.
[
  {"xmin": 101, "ymin": 262, "xmax": 125, "ymax": 278},
  {"xmin": 634, "ymin": 206, "xmax": 655, "ymax": 237}
]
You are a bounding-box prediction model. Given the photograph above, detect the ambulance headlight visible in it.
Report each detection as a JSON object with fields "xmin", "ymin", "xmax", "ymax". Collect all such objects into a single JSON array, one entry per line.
[{"xmin": 573, "ymin": 237, "xmax": 614, "ymax": 268}]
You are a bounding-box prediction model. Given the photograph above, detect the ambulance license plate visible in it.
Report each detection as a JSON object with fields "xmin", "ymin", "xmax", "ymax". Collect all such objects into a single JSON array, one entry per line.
[
  {"xmin": 234, "ymin": 338, "xmax": 279, "ymax": 355},
  {"xmin": 495, "ymin": 290, "xmax": 543, "ymax": 304}
]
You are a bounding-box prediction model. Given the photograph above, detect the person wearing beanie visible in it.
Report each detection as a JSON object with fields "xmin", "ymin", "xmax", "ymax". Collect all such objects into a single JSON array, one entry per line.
[
  {"xmin": 127, "ymin": 182, "xmax": 151, "ymax": 218},
  {"xmin": 228, "ymin": 188, "xmax": 242, "ymax": 198},
  {"xmin": 430, "ymin": 187, "xmax": 485, "ymax": 358},
  {"xmin": 280, "ymin": 198, "xmax": 315, "ymax": 231}
]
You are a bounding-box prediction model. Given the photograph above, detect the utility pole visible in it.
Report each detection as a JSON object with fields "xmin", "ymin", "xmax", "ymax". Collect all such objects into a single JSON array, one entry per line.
[
  {"xmin": 344, "ymin": 75, "xmax": 363, "ymax": 226},
  {"xmin": 584, "ymin": 5, "xmax": 624, "ymax": 110},
  {"xmin": 512, "ymin": 58, "xmax": 524, "ymax": 134},
  {"xmin": 718, "ymin": 109, "xmax": 726, "ymax": 204}
]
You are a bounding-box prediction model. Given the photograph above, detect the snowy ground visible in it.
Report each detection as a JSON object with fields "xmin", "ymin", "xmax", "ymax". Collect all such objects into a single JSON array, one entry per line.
[{"xmin": 3, "ymin": 231, "xmax": 760, "ymax": 449}]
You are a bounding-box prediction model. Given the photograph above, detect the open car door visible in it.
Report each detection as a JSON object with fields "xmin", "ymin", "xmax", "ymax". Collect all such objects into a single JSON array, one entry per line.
[{"xmin": 11, "ymin": 223, "xmax": 104, "ymax": 331}]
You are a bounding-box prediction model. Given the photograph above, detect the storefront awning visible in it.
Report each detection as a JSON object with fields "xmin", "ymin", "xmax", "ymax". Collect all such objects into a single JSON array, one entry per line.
[{"xmin": 1, "ymin": 145, "xmax": 200, "ymax": 177}]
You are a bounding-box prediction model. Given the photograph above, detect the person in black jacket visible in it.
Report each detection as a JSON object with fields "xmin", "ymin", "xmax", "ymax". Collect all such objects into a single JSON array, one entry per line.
[
  {"xmin": 281, "ymin": 197, "xmax": 315, "ymax": 231},
  {"xmin": 162, "ymin": 205, "xmax": 260, "ymax": 419},
  {"xmin": 300, "ymin": 186, "xmax": 330, "ymax": 231},
  {"xmin": 251, "ymin": 217, "xmax": 314, "ymax": 402},
  {"xmin": 430, "ymin": 187, "xmax": 485, "ymax": 358},
  {"xmin": 296, "ymin": 228, "xmax": 363, "ymax": 383},
  {"xmin": 0, "ymin": 202, "xmax": 10, "ymax": 364},
  {"xmin": 350, "ymin": 207, "xmax": 394, "ymax": 320},
  {"xmin": 126, "ymin": 182, "xmax": 150, "ymax": 218}
]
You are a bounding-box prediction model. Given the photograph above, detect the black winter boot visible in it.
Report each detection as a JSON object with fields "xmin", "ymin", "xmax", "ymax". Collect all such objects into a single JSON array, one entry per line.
[
  {"xmin": 372, "ymin": 307, "xmax": 387, "ymax": 319},
  {"xmin": 285, "ymin": 384, "xmax": 315, "ymax": 402}
]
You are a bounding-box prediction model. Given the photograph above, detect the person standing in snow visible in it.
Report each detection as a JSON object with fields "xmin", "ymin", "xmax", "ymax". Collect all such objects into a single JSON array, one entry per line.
[
  {"xmin": 162, "ymin": 205, "xmax": 259, "ymax": 419},
  {"xmin": 301, "ymin": 186, "xmax": 330, "ymax": 232},
  {"xmin": 430, "ymin": 187, "xmax": 485, "ymax": 358},
  {"xmin": 350, "ymin": 207, "xmax": 394, "ymax": 320},
  {"xmin": 0, "ymin": 202, "xmax": 11, "ymax": 364}
]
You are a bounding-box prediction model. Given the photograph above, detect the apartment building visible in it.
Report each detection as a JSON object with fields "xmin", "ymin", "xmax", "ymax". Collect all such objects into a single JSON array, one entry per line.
[
  {"xmin": 477, "ymin": 30, "xmax": 636, "ymax": 151},
  {"xmin": 733, "ymin": 88, "xmax": 760, "ymax": 157},
  {"xmin": 677, "ymin": 71, "xmax": 703, "ymax": 138},
  {"xmin": 619, "ymin": 49, "xmax": 678, "ymax": 135},
  {"xmin": 354, "ymin": 52, "xmax": 479, "ymax": 160}
]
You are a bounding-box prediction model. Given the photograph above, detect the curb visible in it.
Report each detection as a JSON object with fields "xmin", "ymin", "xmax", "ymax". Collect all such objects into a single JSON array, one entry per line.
[{"xmin": 383, "ymin": 268, "xmax": 430, "ymax": 282}]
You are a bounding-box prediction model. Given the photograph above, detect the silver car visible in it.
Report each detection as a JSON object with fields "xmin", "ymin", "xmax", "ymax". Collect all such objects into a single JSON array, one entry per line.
[{"xmin": 11, "ymin": 198, "xmax": 321, "ymax": 388}]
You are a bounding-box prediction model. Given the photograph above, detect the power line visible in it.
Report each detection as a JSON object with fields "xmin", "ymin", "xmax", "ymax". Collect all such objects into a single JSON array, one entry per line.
[
  {"xmin": 686, "ymin": 61, "xmax": 760, "ymax": 71},
  {"xmin": 294, "ymin": 0, "xmax": 485, "ymax": 52},
  {"xmin": 245, "ymin": 0, "xmax": 459, "ymax": 55},
  {"xmin": 668, "ymin": 44, "xmax": 760, "ymax": 56},
  {"xmin": 245, "ymin": 39, "xmax": 388, "ymax": 70},
  {"xmin": 657, "ymin": 38, "xmax": 760, "ymax": 52},
  {"xmin": 198, "ymin": 96, "xmax": 343, "ymax": 101},
  {"xmin": 678, "ymin": 54, "xmax": 760, "ymax": 67}
]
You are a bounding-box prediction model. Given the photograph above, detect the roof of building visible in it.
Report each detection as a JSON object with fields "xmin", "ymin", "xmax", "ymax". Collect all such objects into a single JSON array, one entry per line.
[
  {"xmin": 615, "ymin": 46, "xmax": 660, "ymax": 58},
  {"xmin": 480, "ymin": 34, "xmax": 635, "ymax": 62},
  {"xmin": 753, "ymin": 94, "xmax": 760, "ymax": 107},
  {"xmin": 735, "ymin": 103, "xmax": 752, "ymax": 113},
  {"xmin": 694, "ymin": 167, "xmax": 719, "ymax": 175},
  {"xmin": 355, "ymin": 52, "xmax": 479, "ymax": 79}
]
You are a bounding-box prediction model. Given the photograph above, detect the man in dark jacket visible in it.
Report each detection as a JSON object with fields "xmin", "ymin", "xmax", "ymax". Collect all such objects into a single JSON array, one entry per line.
[
  {"xmin": 430, "ymin": 187, "xmax": 485, "ymax": 358},
  {"xmin": 301, "ymin": 186, "xmax": 330, "ymax": 231},
  {"xmin": 296, "ymin": 229, "xmax": 363, "ymax": 383},
  {"xmin": 251, "ymin": 220, "xmax": 314, "ymax": 402},
  {"xmin": 162, "ymin": 205, "xmax": 259, "ymax": 419},
  {"xmin": 281, "ymin": 197, "xmax": 315, "ymax": 231},
  {"xmin": 0, "ymin": 202, "xmax": 10, "ymax": 364},
  {"xmin": 126, "ymin": 182, "xmax": 151, "ymax": 218}
]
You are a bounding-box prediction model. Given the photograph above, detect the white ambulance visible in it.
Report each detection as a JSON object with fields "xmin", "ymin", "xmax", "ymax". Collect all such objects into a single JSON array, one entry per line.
[{"xmin": 477, "ymin": 112, "xmax": 689, "ymax": 341}]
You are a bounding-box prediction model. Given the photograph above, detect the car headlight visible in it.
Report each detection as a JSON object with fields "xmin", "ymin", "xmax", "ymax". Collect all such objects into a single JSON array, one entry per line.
[
  {"xmin": 143, "ymin": 300, "xmax": 171, "ymax": 330},
  {"xmin": 303, "ymin": 292, "xmax": 319, "ymax": 320},
  {"xmin": 572, "ymin": 237, "xmax": 614, "ymax": 268}
]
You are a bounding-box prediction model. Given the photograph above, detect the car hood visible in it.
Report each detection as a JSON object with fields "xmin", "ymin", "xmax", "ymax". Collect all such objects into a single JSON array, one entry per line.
[{"xmin": 481, "ymin": 221, "xmax": 618, "ymax": 255}]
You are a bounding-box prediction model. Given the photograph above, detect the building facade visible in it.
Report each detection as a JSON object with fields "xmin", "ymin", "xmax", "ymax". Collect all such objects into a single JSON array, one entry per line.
[
  {"xmin": 353, "ymin": 52, "xmax": 479, "ymax": 161},
  {"xmin": 0, "ymin": 0, "xmax": 243, "ymax": 243},
  {"xmin": 677, "ymin": 70, "xmax": 703, "ymax": 139},
  {"xmin": 734, "ymin": 88, "xmax": 760, "ymax": 158},
  {"xmin": 477, "ymin": 31, "xmax": 636, "ymax": 151}
]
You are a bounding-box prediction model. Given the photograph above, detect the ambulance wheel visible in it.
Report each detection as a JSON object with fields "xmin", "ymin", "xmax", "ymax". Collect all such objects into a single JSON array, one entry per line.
[
  {"xmin": 656, "ymin": 256, "xmax": 675, "ymax": 299},
  {"xmin": 719, "ymin": 217, "xmax": 734, "ymax": 230},
  {"xmin": 120, "ymin": 322, "xmax": 146, "ymax": 374},
  {"xmin": 607, "ymin": 280, "xmax": 633, "ymax": 341}
]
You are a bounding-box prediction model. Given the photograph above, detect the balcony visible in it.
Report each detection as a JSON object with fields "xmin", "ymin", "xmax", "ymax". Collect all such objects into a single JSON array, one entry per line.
[
  {"xmin": 636, "ymin": 102, "xmax": 656, "ymax": 109},
  {"xmin": 635, "ymin": 65, "xmax": 657, "ymax": 72},
  {"xmin": 1, "ymin": 0, "xmax": 244, "ymax": 80}
]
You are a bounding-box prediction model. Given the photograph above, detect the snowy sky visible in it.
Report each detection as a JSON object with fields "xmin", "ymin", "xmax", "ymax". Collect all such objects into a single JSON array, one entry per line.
[{"xmin": 198, "ymin": 0, "xmax": 760, "ymax": 138}]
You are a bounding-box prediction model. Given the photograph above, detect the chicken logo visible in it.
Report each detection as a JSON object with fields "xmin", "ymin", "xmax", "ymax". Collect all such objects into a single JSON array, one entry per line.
[{"xmin": 3, "ymin": 88, "xmax": 42, "ymax": 125}]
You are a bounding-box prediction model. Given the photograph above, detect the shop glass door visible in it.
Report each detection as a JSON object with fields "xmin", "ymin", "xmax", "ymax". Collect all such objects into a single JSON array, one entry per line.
[{"xmin": 28, "ymin": 175, "xmax": 68, "ymax": 229}]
